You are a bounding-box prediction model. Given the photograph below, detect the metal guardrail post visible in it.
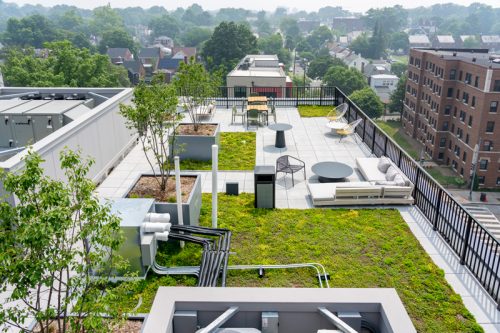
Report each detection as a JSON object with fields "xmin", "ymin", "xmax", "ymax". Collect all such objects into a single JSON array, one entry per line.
[
  {"xmin": 460, "ymin": 215, "xmax": 473, "ymax": 265},
  {"xmin": 384, "ymin": 135, "xmax": 388, "ymax": 156},
  {"xmin": 334, "ymin": 88, "xmax": 338, "ymax": 106},
  {"xmin": 433, "ymin": 188, "xmax": 443, "ymax": 231},
  {"xmin": 296, "ymin": 87, "xmax": 298, "ymax": 106},
  {"xmin": 412, "ymin": 168, "xmax": 421, "ymax": 199},
  {"xmin": 371, "ymin": 125, "xmax": 376, "ymax": 154},
  {"xmin": 362, "ymin": 117, "xmax": 366, "ymax": 142},
  {"xmin": 320, "ymin": 86, "xmax": 323, "ymax": 106},
  {"xmin": 398, "ymin": 149, "xmax": 403, "ymax": 167}
]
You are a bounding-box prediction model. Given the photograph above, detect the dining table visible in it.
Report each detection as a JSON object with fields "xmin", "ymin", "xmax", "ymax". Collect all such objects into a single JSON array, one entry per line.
[{"xmin": 247, "ymin": 96, "xmax": 268, "ymax": 105}]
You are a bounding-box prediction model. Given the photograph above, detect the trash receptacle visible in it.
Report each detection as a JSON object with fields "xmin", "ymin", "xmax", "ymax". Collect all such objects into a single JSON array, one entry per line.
[
  {"xmin": 254, "ymin": 165, "xmax": 275, "ymax": 208},
  {"xmin": 480, "ymin": 193, "xmax": 487, "ymax": 202}
]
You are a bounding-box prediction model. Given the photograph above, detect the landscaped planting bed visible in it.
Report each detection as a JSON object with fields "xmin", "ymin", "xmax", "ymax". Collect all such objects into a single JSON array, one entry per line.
[
  {"xmin": 119, "ymin": 194, "xmax": 483, "ymax": 333},
  {"xmin": 297, "ymin": 105, "xmax": 332, "ymax": 117},
  {"xmin": 179, "ymin": 132, "xmax": 256, "ymax": 170}
]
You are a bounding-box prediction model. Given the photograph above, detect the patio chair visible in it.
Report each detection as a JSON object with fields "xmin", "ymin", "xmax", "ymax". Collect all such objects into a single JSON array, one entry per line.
[
  {"xmin": 268, "ymin": 105, "xmax": 277, "ymax": 123},
  {"xmin": 336, "ymin": 118, "xmax": 363, "ymax": 142},
  {"xmin": 231, "ymin": 106, "xmax": 246, "ymax": 124},
  {"xmin": 247, "ymin": 109, "xmax": 260, "ymax": 129},
  {"xmin": 326, "ymin": 103, "xmax": 348, "ymax": 122},
  {"xmin": 276, "ymin": 155, "xmax": 306, "ymax": 187}
]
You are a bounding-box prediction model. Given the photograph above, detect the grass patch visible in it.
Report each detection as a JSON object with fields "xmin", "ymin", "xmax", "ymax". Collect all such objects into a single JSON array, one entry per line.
[
  {"xmin": 427, "ymin": 168, "xmax": 466, "ymax": 187},
  {"xmin": 298, "ymin": 105, "xmax": 332, "ymax": 117},
  {"xmin": 375, "ymin": 120, "xmax": 419, "ymax": 159},
  {"xmin": 179, "ymin": 132, "xmax": 255, "ymax": 170},
  {"xmin": 120, "ymin": 194, "xmax": 482, "ymax": 332},
  {"xmin": 392, "ymin": 55, "xmax": 409, "ymax": 64}
]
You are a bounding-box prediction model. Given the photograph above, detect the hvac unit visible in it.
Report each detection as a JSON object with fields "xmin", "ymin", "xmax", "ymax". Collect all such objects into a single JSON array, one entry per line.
[
  {"xmin": 0, "ymin": 100, "xmax": 30, "ymax": 148},
  {"xmin": 8, "ymin": 100, "xmax": 51, "ymax": 147}
]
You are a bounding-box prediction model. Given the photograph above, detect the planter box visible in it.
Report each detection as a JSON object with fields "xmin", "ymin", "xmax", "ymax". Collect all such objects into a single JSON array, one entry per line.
[
  {"xmin": 125, "ymin": 173, "xmax": 202, "ymax": 226},
  {"xmin": 171, "ymin": 123, "xmax": 220, "ymax": 161}
]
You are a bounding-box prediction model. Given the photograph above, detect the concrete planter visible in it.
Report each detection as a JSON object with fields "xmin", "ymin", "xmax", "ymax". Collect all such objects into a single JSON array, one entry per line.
[
  {"xmin": 171, "ymin": 123, "xmax": 220, "ymax": 161},
  {"xmin": 125, "ymin": 173, "xmax": 202, "ymax": 226}
]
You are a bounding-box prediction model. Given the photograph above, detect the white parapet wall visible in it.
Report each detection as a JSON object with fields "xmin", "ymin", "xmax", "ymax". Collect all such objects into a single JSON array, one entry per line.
[{"xmin": 0, "ymin": 87, "xmax": 136, "ymax": 205}]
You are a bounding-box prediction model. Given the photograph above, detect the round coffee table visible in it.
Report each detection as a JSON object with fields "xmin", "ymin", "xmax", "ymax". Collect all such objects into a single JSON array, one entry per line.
[
  {"xmin": 268, "ymin": 123, "xmax": 293, "ymax": 148},
  {"xmin": 326, "ymin": 121, "xmax": 347, "ymax": 133},
  {"xmin": 311, "ymin": 161, "xmax": 353, "ymax": 183}
]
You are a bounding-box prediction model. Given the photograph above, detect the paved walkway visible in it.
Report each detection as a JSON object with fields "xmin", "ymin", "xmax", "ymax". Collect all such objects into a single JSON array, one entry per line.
[{"xmin": 96, "ymin": 107, "xmax": 500, "ymax": 332}]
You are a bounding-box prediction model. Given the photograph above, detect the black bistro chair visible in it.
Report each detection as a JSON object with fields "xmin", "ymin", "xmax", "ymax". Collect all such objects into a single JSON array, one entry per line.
[{"xmin": 276, "ymin": 155, "xmax": 306, "ymax": 187}]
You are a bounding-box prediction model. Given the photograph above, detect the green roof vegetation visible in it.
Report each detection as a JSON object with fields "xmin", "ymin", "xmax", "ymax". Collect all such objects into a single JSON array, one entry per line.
[
  {"xmin": 179, "ymin": 132, "xmax": 256, "ymax": 170},
  {"xmin": 297, "ymin": 105, "xmax": 332, "ymax": 117},
  {"xmin": 118, "ymin": 194, "xmax": 482, "ymax": 333}
]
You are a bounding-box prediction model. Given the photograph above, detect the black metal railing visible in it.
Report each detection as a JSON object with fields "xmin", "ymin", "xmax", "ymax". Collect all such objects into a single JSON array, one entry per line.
[
  {"xmin": 335, "ymin": 87, "xmax": 500, "ymax": 308},
  {"xmin": 213, "ymin": 86, "xmax": 337, "ymax": 108}
]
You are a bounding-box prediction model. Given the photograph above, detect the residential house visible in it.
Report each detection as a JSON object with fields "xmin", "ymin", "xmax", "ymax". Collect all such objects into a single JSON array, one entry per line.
[
  {"xmin": 433, "ymin": 35, "xmax": 456, "ymax": 48},
  {"xmin": 331, "ymin": 17, "xmax": 365, "ymax": 33},
  {"xmin": 153, "ymin": 36, "xmax": 174, "ymax": 48},
  {"xmin": 172, "ymin": 47, "xmax": 197, "ymax": 61},
  {"xmin": 369, "ymin": 74, "xmax": 399, "ymax": 104},
  {"xmin": 409, "ymin": 35, "xmax": 431, "ymax": 48},
  {"xmin": 138, "ymin": 47, "xmax": 162, "ymax": 82},
  {"xmin": 106, "ymin": 48, "xmax": 134, "ymax": 65},
  {"xmin": 481, "ymin": 35, "xmax": 500, "ymax": 52},
  {"xmin": 363, "ymin": 62, "xmax": 391, "ymax": 82},
  {"xmin": 123, "ymin": 60, "xmax": 145, "ymax": 85},
  {"xmin": 459, "ymin": 35, "xmax": 476, "ymax": 47},
  {"xmin": 338, "ymin": 36, "xmax": 349, "ymax": 47},
  {"xmin": 226, "ymin": 54, "xmax": 292, "ymax": 98},
  {"xmin": 343, "ymin": 52, "xmax": 368, "ymax": 73}
]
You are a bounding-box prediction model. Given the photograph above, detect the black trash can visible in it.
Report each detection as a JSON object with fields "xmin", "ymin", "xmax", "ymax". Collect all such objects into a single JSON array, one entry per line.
[
  {"xmin": 480, "ymin": 192, "xmax": 487, "ymax": 202},
  {"xmin": 254, "ymin": 165, "xmax": 276, "ymax": 208}
]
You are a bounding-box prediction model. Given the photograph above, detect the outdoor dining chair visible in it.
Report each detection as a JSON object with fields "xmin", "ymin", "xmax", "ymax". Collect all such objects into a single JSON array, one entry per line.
[
  {"xmin": 336, "ymin": 118, "xmax": 363, "ymax": 142},
  {"xmin": 326, "ymin": 103, "xmax": 348, "ymax": 122},
  {"xmin": 269, "ymin": 105, "xmax": 277, "ymax": 123},
  {"xmin": 231, "ymin": 106, "xmax": 246, "ymax": 124},
  {"xmin": 246, "ymin": 109, "xmax": 260, "ymax": 129},
  {"xmin": 276, "ymin": 155, "xmax": 306, "ymax": 187}
]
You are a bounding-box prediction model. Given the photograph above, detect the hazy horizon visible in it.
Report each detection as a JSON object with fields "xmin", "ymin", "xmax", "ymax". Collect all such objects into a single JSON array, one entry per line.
[{"xmin": 6, "ymin": 0, "xmax": 500, "ymax": 14}]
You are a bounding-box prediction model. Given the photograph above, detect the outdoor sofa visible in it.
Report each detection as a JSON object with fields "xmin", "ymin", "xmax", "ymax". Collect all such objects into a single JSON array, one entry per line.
[{"xmin": 307, "ymin": 157, "xmax": 414, "ymax": 206}]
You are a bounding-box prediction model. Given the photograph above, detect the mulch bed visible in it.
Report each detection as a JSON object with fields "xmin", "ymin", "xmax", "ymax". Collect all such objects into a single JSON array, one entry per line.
[
  {"xmin": 176, "ymin": 123, "xmax": 217, "ymax": 136},
  {"xmin": 128, "ymin": 175, "xmax": 196, "ymax": 203},
  {"xmin": 34, "ymin": 320, "xmax": 142, "ymax": 333}
]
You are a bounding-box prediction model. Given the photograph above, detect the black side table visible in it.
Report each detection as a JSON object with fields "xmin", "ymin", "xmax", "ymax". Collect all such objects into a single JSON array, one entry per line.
[{"xmin": 268, "ymin": 123, "xmax": 293, "ymax": 148}]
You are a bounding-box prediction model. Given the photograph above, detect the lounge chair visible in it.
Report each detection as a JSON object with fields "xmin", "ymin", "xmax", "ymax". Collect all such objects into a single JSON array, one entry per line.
[
  {"xmin": 337, "ymin": 118, "xmax": 363, "ymax": 142},
  {"xmin": 326, "ymin": 103, "xmax": 348, "ymax": 122}
]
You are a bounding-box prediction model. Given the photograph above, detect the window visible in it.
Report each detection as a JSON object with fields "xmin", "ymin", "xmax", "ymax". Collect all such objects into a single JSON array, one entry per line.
[
  {"xmin": 410, "ymin": 57, "xmax": 414, "ymax": 65},
  {"xmin": 465, "ymin": 134, "xmax": 469, "ymax": 144},
  {"xmin": 478, "ymin": 176, "xmax": 485, "ymax": 185},
  {"xmin": 449, "ymin": 69, "xmax": 456, "ymax": 80},
  {"xmin": 471, "ymin": 96, "xmax": 476, "ymax": 107},
  {"xmin": 497, "ymin": 177, "xmax": 500, "ymax": 186},
  {"xmin": 468, "ymin": 115, "xmax": 473, "ymax": 126},
  {"xmin": 456, "ymin": 89, "xmax": 460, "ymax": 99},
  {"xmin": 447, "ymin": 88, "xmax": 453, "ymax": 97},
  {"xmin": 494, "ymin": 80, "xmax": 500, "ymax": 92},
  {"xmin": 442, "ymin": 121, "xmax": 449, "ymax": 131},
  {"xmin": 438, "ymin": 152, "xmax": 444, "ymax": 160},
  {"xmin": 486, "ymin": 121, "xmax": 495, "ymax": 133},
  {"xmin": 452, "ymin": 160, "xmax": 458, "ymax": 170},
  {"xmin": 439, "ymin": 137, "xmax": 446, "ymax": 148},
  {"xmin": 459, "ymin": 110, "xmax": 466, "ymax": 122},
  {"xmin": 460, "ymin": 167, "xmax": 464, "ymax": 176},
  {"xmin": 459, "ymin": 71, "xmax": 463, "ymax": 81},
  {"xmin": 463, "ymin": 151, "xmax": 467, "ymax": 162},
  {"xmin": 444, "ymin": 105, "xmax": 451, "ymax": 115},
  {"xmin": 454, "ymin": 145, "xmax": 460, "ymax": 156},
  {"xmin": 491, "ymin": 101, "xmax": 498, "ymax": 113},
  {"xmin": 483, "ymin": 140, "xmax": 493, "ymax": 151},
  {"xmin": 465, "ymin": 73, "xmax": 472, "ymax": 84},
  {"xmin": 479, "ymin": 159, "xmax": 488, "ymax": 170},
  {"xmin": 474, "ymin": 76, "xmax": 479, "ymax": 88}
]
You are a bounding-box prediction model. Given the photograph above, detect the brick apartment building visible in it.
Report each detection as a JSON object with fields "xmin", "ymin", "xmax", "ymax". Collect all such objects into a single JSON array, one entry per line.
[{"xmin": 403, "ymin": 48, "xmax": 500, "ymax": 188}]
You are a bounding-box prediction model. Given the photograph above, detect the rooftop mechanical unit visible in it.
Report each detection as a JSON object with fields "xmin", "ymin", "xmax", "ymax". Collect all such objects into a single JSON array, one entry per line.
[{"xmin": 109, "ymin": 198, "xmax": 231, "ymax": 284}]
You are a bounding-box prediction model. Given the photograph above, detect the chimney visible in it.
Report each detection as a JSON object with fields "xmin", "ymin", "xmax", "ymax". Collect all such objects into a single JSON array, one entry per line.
[
  {"xmin": 453, "ymin": 52, "xmax": 457, "ymax": 56},
  {"xmin": 472, "ymin": 57, "xmax": 476, "ymax": 62}
]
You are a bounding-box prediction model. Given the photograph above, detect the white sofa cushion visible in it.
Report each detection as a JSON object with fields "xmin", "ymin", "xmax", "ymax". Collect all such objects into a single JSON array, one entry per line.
[
  {"xmin": 356, "ymin": 158, "xmax": 386, "ymax": 181},
  {"xmin": 383, "ymin": 186, "xmax": 412, "ymax": 198},
  {"xmin": 393, "ymin": 174, "xmax": 406, "ymax": 186},
  {"xmin": 307, "ymin": 183, "xmax": 336, "ymax": 201},
  {"xmin": 335, "ymin": 181, "xmax": 373, "ymax": 188},
  {"xmin": 385, "ymin": 166, "xmax": 399, "ymax": 181},
  {"xmin": 375, "ymin": 180, "xmax": 397, "ymax": 186},
  {"xmin": 377, "ymin": 157, "xmax": 392, "ymax": 173}
]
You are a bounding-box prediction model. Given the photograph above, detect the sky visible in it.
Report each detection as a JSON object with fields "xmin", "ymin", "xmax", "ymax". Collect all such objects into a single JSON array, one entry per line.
[{"xmin": 8, "ymin": 0, "xmax": 500, "ymax": 13}]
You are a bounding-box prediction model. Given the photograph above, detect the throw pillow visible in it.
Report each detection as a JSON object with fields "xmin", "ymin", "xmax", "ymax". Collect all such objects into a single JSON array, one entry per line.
[
  {"xmin": 385, "ymin": 166, "xmax": 399, "ymax": 181},
  {"xmin": 375, "ymin": 180, "xmax": 397, "ymax": 186},
  {"xmin": 377, "ymin": 157, "xmax": 392, "ymax": 173},
  {"xmin": 393, "ymin": 174, "xmax": 406, "ymax": 186}
]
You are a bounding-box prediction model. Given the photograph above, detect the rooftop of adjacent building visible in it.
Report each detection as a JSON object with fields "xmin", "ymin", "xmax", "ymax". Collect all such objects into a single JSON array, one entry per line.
[
  {"xmin": 227, "ymin": 54, "xmax": 286, "ymax": 78},
  {"xmin": 411, "ymin": 48, "xmax": 500, "ymax": 69}
]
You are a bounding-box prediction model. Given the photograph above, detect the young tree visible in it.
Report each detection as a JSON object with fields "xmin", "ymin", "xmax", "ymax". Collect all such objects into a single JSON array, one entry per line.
[
  {"xmin": 388, "ymin": 74, "xmax": 407, "ymax": 114},
  {"xmin": 0, "ymin": 148, "xmax": 130, "ymax": 333},
  {"xmin": 391, "ymin": 62, "xmax": 407, "ymax": 77},
  {"xmin": 323, "ymin": 66, "xmax": 368, "ymax": 95},
  {"xmin": 349, "ymin": 87, "xmax": 384, "ymax": 119},
  {"xmin": 98, "ymin": 28, "xmax": 136, "ymax": 54},
  {"xmin": 120, "ymin": 75, "xmax": 180, "ymax": 191},
  {"xmin": 173, "ymin": 58, "xmax": 222, "ymax": 132},
  {"xmin": 307, "ymin": 56, "xmax": 346, "ymax": 79}
]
